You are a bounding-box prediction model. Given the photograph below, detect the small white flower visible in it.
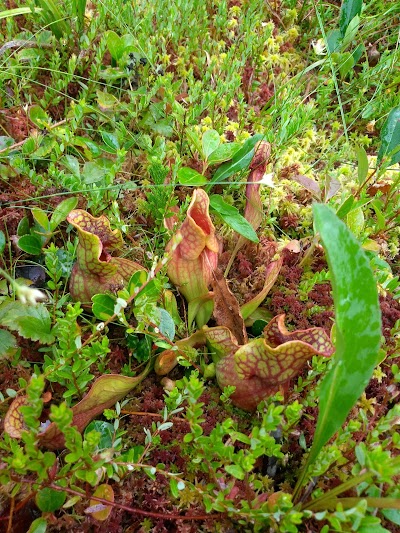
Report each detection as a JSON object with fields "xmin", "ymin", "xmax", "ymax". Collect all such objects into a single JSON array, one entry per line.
[
  {"xmin": 16, "ymin": 285, "xmax": 47, "ymax": 305},
  {"xmin": 312, "ymin": 39, "xmax": 327, "ymax": 56},
  {"xmin": 259, "ymin": 173, "xmax": 275, "ymax": 188}
]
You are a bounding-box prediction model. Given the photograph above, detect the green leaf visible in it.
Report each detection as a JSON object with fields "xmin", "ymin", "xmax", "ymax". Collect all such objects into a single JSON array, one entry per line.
[
  {"xmin": 0, "ymin": 329, "xmax": 17, "ymax": 357},
  {"xmin": 17, "ymin": 216, "xmax": 30, "ymax": 237},
  {"xmin": 106, "ymin": 31, "xmax": 124, "ymax": 61},
  {"xmin": 0, "ymin": 230, "xmax": 5, "ymax": 254},
  {"xmin": 27, "ymin": 517, "xmax": 47, "ymax": 533},
  {"xmin": 17, "ymin": 235, "xmax": 43, "ymax": 255},
  {"xmin": 36, "ymin": 487, "xmax": 66, "ymax": 512},
  {"xmin": 207, "ymin": 142, "xmax": 241, "ymax": 165},
  {"xmin": 177, "ymin": 167, "xmax": 208, "ymax": 186},
  {"xmin": 306, "ymin": 204, "xmax": 381, "ymax": 468},
  {"xmin": 225, "ymin": 464, "xmax": 245, "ymax": 480},
  {"xmin": 346, "ymin": 206, "xmax": 364, "ymax": 237},
  {"xmin": 210, "ymin": 195, "xmax": 259, "ymax": 243},
  {"xmin": 92, "ymin": 294, "xmax": 116, "ymax": 321},
  {"xmin": 339, "ymin": 0, "xmax": 362, "ymax": 37},
  {"xmin": 82, "ymin": 159, "xmax": 113, "ymax": 184},
  {"xmin": 85, "ymin": 420, "xmax": 114, "ymax": 450},
  {"xmin": 338, "ymin": 52, "xmax": 355, "ymax": 79},
  {"xmin": 156, "ymin": 308, "xmax": 175, "ymax": 341},
  {"xmin": 29, "ymin": 106, "xmax": 50, "ymax": 128},
  {"xmin": 202, "ymin": 129, "xmax": 220, "ymax": 159},
  {"xmin": 170, "ymin": 477, "xmax": 179, "ymax": 498},
  {"xmin": 32, "ymin": 208, "xmax": 50, "ymax": 233},
  {"xmin": 336, "ymin": 195, "xmax": 354, "ymax": 219},
  {"xmin": 377, "ymin": 106, "xmax": 400, "ymax": 166},
  {"xmin": 355, "ymin": 145, "xmax": 369, "ymax": 185},
  {"xmin": 101, "ymin": 131, "xmax": 120, "ymax": 153},
  {"xmin": 50, "ymin": 197, "xmax": 78, "ymax": 232},
  {"xmin": 0, "ymin": 301, "xmax": 55, "ymax": 344},
  {"xmin": 0, "ymin": 7, "xmax": 42, "ymax": 20},
  {"xmin": 207, "ymin": 134, "xmax": 264, "ymax": 189}
]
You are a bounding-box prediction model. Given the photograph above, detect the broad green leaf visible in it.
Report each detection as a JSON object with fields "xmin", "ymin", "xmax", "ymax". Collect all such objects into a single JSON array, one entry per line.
[
  {"xmin": 377, "ymin": 106, "xmax": 400, "ymax": 166},
  {"xmin": 207, "ymin": 142, "xmax": 241, "ymax": 165},
  {"xmin": 207, "ymin": 134, "xmax": 264, "ymax": 189},
  {"xmin": 17, "ymin": 234, "xmax": 43, "ymax": 255},
  {"xmin": 210, "ymin": 195, "xmax": 259, "ymax": 243},
  {"xmin": 27, "ymin": 517, "xmax": 47, "ymax": 533},
  {"xmin": 355, "ymin": 145, "xmax": 369, "ymax": 185},
  {"xmin": 50, "ymin": 197, "xmax": 78, "ymax": 231},
  {"xmin": 0, "ymin": 230, "xmax": 5, "ymax": 254},
  {"xmin": 82, "ymin": 159, "xmax": 113, "ymax": 184},
  {"xmin": 156, "ymin": 308, "xmax": 175, "ymax": 341},
  {"xmin": 225, "ymin": 464, "xmax": 245, "ymax": 480},
  {"xmin": 36, "ymin": 487, "xmax": 66, "ymax": 512},
  {"xmin": 0, "ymin": 329, "xmax": 17, "ymax": 357},
  {"xmin": 305, "ymin": 204, "xmax": 381, "ymax": 472},
  {"xmin": 29, "ymin": 106, "xmax": 50, "ymax": 128},
  {"xmin": 100, "ymin": 131, "xmax": 120, "ymax": 153},
  {"xmin": 17, "ymin": 216, "xmax": 30, "ymax": 236},
  {"xmin": 0, "ymin": 301, "xmax": 55, "ymax": 344},
  {"xmin": 92, "ymin": 294, "xmax": 116, "ymax": 321},
  {"xmin": 338, "ymin": 52, "xmax": 354, "ymax": 79},
  {"xmin": 85, "ymin": 420, "xmax": 114, "ymax": 450},
  {"xmin": 339, "ymin": 0, "xmax": 362, "ymax": 37},
  {"xmin": 32, "ymin": 208, "xmax": 50, "ymax": 233},
  {"xmin": 106, "ymin": 31, "xmax": 124, "ymax": 61},
  {"xmin": 61, "ymin": 155, "xmax": 80, "ymax": 175},
  {"xmin": 346, "ymin": 206, "xmax": 364, "ymax": 236},
  {"xmin": 177, "ymin": 167, "xmax": 208, "ymax": 186},
  {"xmin": 202, "ymin": 129, "xmax": 220, "ymax": 159}
]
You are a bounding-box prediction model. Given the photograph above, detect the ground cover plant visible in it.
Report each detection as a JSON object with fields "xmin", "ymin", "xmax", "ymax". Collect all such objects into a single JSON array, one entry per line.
[{"xmin": 0, "ymin": 0, "xmax": 400, "ymax": 531}]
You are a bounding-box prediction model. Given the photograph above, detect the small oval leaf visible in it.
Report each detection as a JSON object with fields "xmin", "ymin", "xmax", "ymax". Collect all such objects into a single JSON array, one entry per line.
[
  {"xmin": 88, "ymin": 484, "xmax": 114, "ymax": 521},
  {"xmin": 177, "ymin": 167, "xmax": 208, "ymax": 186}
]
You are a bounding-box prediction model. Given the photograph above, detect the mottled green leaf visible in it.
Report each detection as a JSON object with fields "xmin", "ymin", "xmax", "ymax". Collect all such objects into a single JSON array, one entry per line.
[{"xmin": 306, "ymin": 204, "xmax": 381, "ymax": 468}]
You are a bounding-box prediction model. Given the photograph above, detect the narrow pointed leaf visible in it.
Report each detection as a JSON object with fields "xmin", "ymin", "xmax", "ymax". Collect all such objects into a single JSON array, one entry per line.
[
  {"xmin": 377, "ymin": 105, "xmax": 400, "ymax": 166},
  {"xmin": 305, "ymin": 204, "xmax": 381, "ymax": 468},
  {"xmin": 210, "ymin": 195, "xmax": 259, "ymax": 243}
]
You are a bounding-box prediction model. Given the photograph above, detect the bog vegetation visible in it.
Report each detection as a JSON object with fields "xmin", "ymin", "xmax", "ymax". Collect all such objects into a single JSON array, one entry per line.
[{"xmin": 0, "ymin": 0, "xmax": 399, "ymax": 531}]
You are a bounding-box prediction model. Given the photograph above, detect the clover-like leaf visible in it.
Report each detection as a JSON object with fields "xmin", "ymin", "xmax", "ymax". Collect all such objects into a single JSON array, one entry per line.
[{"xmin": 67, "ymin": 210, "xmax": 144, "ymax": 303}]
